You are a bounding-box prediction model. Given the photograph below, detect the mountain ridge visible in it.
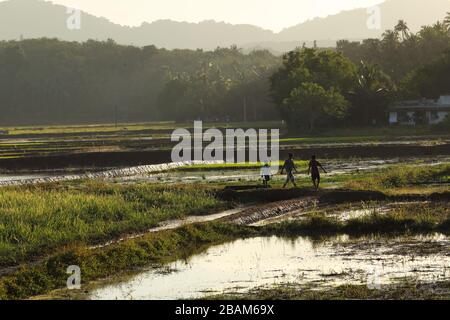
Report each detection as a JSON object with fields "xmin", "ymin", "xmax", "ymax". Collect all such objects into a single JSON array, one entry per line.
[{"xmin": 1, "ymin": 0, "xmax": 449, "ymax": 52}]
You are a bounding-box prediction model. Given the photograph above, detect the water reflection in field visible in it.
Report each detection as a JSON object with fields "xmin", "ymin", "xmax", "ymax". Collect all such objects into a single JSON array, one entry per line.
[{"xmin": 90, "ymin": 234, "xmax": 450, "ymax": 300}]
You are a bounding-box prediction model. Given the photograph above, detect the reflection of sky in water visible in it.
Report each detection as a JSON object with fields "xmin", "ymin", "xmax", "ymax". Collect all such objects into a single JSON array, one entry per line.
[
  {"xmin": 2, "ymin": 156, "xmax": 449, "ymax": 185},
  {"xmin": 0, "ymin": 174, "xmax": 52, "ymax": 182},
  {"xmin": 90, "ymin": 234, "xmax": 450, "ymax": 300},
  {"xmin": 115, "ymin": 156, "xmax": 450, "ymax": 184}
]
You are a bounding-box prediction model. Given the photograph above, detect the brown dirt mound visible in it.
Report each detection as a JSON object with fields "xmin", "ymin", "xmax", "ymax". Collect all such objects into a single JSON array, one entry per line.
[{"xmin": 218, "ymin": 187, "xmax": 315, "ymax": 203}]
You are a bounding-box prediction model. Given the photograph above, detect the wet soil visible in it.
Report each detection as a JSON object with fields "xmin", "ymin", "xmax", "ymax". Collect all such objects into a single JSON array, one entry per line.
[
  {"xmin": 87, "ymin": 234, "xmax": 450, "ymax": 300},
  {"xmin": 1, "ymin": 143, "xmax": 449, "ymax": 171}
]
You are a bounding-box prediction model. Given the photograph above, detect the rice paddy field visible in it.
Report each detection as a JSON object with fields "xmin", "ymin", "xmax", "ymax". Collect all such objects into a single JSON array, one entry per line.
[{"xmin": 0, "ymin": 121, "xmax": 449, "ymax": 300}]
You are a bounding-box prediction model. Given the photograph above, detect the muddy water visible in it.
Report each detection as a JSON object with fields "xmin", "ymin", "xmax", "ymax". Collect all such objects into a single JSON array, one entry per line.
[
  {"xmin": 115, "ymin": 156, "xmax": 450, "ymax": 185},
  {"xmin": 89, "ymin": 207, "xmax": 248, "ymax": 249},
  {"xmin": 0, "ymin": 173, "xmax": 57, "ymax": 182},
  {"xmin": 0, "ymin": 161, "xmax": 224, "ymax": 186},
  {"xmin": 250, "ymin": 201, "xmax": 422, "ymax": 226},
  {"xmin": 1, "ymin": 156, "xmax": 448, "ymax": 186},
  {"xmin": 89, "ymin": 234, "xmax": 450, "ymax": 300}
]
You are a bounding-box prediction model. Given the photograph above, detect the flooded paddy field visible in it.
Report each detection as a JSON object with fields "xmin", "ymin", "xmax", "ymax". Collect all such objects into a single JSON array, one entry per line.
[
  {"xmin": 88, "ymin": 233, "xmax": 450, "ymax": 300},
  {"xmin": 1, "ymin": 156, "xmax": 448, "ymax": 188},
  {"xmin": 115, "ymin": 156, "xmax": 450, "ymax": 185},
  {"xmin": 1, "ymin": 142, "xmax": 449, "ymax": 171},
  {"xmin": 2, "ymin": 179, "xmax": 449, "ymax": 300},
  {"xmin": 0, "ymin": 123, "xmax": 448, "ymax": 300},
  {"xmin": 0, "ymin": 122, "xmax": 449, "ymax": 171}
]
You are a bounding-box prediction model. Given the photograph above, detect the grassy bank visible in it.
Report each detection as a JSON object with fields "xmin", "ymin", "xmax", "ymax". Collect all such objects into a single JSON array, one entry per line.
[
  {"xmin": 200, "ymin": 162, "xmax": 450, "ymax": 192},
  {"xmin": 344, "ymin": 163, "xmax": 450, "ymax": 193},
  {"xmin": 177, "ymin": 161, "xmax": 308, "ymax": 172},
  {"xmin": 3, "ymin": 121, "xmax": 447, "ymax": 139},
  {"xmin": 0, "ymin": 121, "xmax": 284, "ymax": 136},
  {"xmin": 208, "ymin": 281, "xmax": 450, "ymax": 300},
  {"xmin": 0, "ymin": 223, "xmax": 254, "ymax": 300},
  {"xmin": 263, "ymin": 204, "xmax": 450, "ymax": 236},
  {"xmin": 0, "ymin": 182, "xmax": 228, "ymax": 267}
]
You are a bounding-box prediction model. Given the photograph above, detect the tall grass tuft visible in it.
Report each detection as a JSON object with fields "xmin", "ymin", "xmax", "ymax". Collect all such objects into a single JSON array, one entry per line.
[
  {"xmin": 0, "ymin": 182, "xmax": 226, "ymax": 267},
  {"xmin": 345, "ymin": 164, "xmax": 450, "ymax": 190}
]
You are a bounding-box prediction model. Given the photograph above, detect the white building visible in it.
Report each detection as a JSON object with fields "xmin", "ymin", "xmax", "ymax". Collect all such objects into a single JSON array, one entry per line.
[{"xmin": 389, "ymin": 95, "xmax": 450, "ymax": 126}]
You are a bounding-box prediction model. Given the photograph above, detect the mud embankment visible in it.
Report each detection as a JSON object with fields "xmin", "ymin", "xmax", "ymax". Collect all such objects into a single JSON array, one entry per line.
[
  {"xmin": 1, "ymin": 143, "xmax": 449, "ymax": 171},
  {"xmin": 219, "ymin": 188, "xmax": 385, "ymax": 205},
  {"xmin": 0, "ymin": 128, "xmax": 174, "ymax": 141},
  {"xmin": 223, "ymin": 198, "xmax": 316, "ymax": 225},
  {"xmin": 221, "ymin": 188, "xmax": 450, "ymax": 204},
  {"xmin": 0, "ymin": 161, "xmax": 223, "ymax": 187},
  {"xmin": 217, "ymin": 188, "xmax": 450, "ymax": 226}
]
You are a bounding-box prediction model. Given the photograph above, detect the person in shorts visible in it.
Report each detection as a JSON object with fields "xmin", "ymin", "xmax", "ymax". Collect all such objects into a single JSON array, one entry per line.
[
  {"xmin": 308, "ymin": 155, "xmax": 327, "ymax": 191},
  {"xmin": 281, "ymin": 153, "xmax": 298, "ymax": 188}
]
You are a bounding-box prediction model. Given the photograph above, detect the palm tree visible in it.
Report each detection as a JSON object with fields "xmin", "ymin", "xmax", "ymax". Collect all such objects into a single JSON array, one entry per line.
[
  {"xmin": 394, "ymin": 20, "xmax": 410, "ymax": 41},
  {"xmin": 349, "ymin": 61, "xmax": 393, "ymax": 125},
  {"xmin": 382, "ymin": 29, "xmax": 399, "ymax": 45}
]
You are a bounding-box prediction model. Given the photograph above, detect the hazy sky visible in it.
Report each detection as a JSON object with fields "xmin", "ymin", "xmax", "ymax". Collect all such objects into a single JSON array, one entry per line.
[{"xmin": 43, "ymin": 0, "xmax": 385, "ymax": 31}]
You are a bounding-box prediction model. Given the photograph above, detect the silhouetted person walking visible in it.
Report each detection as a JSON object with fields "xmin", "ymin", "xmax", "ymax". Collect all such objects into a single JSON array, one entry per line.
[
  {"xmin": 308, "ymin": 155, "xmax": 327, "ymax": 191},
  {"xmin": 281, "ymin": 153, "xmax": 298, "ymax": 188}
]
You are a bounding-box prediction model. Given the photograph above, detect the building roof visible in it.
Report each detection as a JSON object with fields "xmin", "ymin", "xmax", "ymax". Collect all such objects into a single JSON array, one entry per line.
[
  {"xmin": 438, "ymin": 95, "xmax": 450, "ymax": 105},
  {"xmin": 390, "ymin": 95, "xmax": 450, "ymax": 111}
]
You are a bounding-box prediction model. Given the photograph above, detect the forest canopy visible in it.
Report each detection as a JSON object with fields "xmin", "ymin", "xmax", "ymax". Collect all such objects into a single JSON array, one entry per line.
[
  {"xmin": 0, "ymin": 40, "xmax": 280, "ymax": 125},
  {"xmin": 0, "ymin": 14, "xmax": 449, "ymax": 129}
]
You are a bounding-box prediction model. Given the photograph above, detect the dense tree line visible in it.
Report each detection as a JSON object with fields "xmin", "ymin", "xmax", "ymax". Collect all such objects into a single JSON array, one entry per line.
[
  {"xmin": 337, "ymin": 17, "xmax": 450, "ymax": 82},
  {"xmin": 0, "ymin": 39, "xmax": 280, "ymax": 125},
  {"xmin": 156, "ymin": 48, "xmax": 279, "ymax": 122},
  {"xmin": 270, "ymin": 49, "xmax": 394, "ymax": 131},
  {"xmin": 1, "ymin": 14, "xmax": 449, "ymax": 128},
  {"xmin": 402, "ymin": 49, "xmax": 450, "ymax": 99},
  {"xmin": 271, "ymin": 14, "xmax": 450, "ymax": 132}
]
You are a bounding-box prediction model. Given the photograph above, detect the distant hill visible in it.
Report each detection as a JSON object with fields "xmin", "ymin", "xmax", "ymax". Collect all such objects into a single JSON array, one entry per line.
[
  {"xmin": 1, "ymin": 0, "xmax": 449, "ymax": 52},
  {"xmin": 278, "ymin": 0, "xmax": 450, "ymax": 41},
  {"xmin": 0, "ymin": 0, "xmax": 276, "ymax": 49}
]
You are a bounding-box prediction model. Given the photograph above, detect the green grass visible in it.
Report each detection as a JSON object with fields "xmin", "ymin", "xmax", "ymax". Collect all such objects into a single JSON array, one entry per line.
[
  {"xmin": 263, "ymin": 202, "xmax": 450, "ymax": 236},
  {"xmin": 0, "ymin": 122, "xmax": 177, "ymax": 135},
  {"xmin": 344, "ymin": 163, "xmax": 450, "ymax": 191},
  {"xmin": 280, "ymin": 136, "xmax": 383, "ymax": 143},
  {"xmin": 279, "ymin": 126, "xmax": 450, "ymax": 144},
  {"xmin": 0, "ymin": 222, "xmax": 255, "ymax": 300},
  {"xmin": 207, "ymin": 281, "xmax": 450, "ymax": 300},
  {"xmin": 0, "ymin": 121, "xmax": 284, "ymax": 136},
  {"xmin": 300, "ymin": 126, "xmax": 449, "ymax": 138},
  {"xmin": 173, "ymin": 162, "xmax": 450, "ymax": 194},
  {"xmin": 1, "ymin": 199, "xmax": 449, "ymax": 300},
  {"xmin": 3, "ymin": 203, "xmax": 450, "ymax": 300},
  {"xmin": 3, "ymin": 122, "xmax": 447, "ymax": 143},
  {"xmin": 0, "ymin": 161, "xmax": 449, "ymax": 299},
  {"xmin": 1, "ymin": 121, "xmax": 448, "ymax": 162},
  {"xmin": 0, "ymin": 142, "xmax": 44, "ymax": 148},
  {"xmin": 0, "ymin": 182, "xmax": 227, "ymax": 267},
  {"xmin": 177, "ymin": 161, "xmax": 308, "ymax": 172}
]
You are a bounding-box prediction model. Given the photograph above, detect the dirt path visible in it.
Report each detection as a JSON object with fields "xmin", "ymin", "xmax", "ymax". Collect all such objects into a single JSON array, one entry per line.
[{"xmin": 89, "ymin": 206, "xmax": 251, "ymax": 249}]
